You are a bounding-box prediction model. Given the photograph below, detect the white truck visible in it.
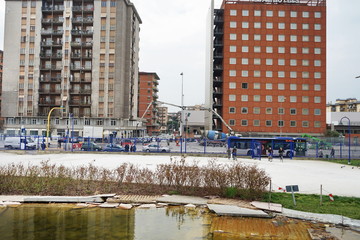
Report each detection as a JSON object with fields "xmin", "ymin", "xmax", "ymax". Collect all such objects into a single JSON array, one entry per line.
[{"xmin": 4, "ymin": 137, "xmax": 37, "ymax": 150}]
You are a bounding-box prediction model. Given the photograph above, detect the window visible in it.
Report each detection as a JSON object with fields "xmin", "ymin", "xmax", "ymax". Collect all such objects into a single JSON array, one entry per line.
[
  {"xmin": 230, "ymin": 10, "xmax": 237, "ymax": 16},
  {"xmin": 230, "ymin": 22, "xmax": 237, "ymax": 28},
  {"xmin": 302, "ymin": 121, "xmax": 309, "ymax": 128},
  {"xmin": 101, "ymin": 0, "xmax": 106, "ymax": 7},
  {"xmin": 241, "ymin": 95, "xmax": 248, "ymax": 101},
  {"xmin": 242, "ymin": 83, "xmax": 248, "ymax": 89},
  {"xmin": 253, "ymin": 95, "xmax": 261, "ymax": 102},
  {"xmin": 315, "ymin": 48, "xmax": 321, "ymax": 54},
  {"xmin": 278, "ymin": 108, "xmax": 285, "ymax": 114},
  {"xmin": 266, "ymin": 46, "xmax": 273, "ymax": 53},
  {"xmin": 266, "ymin": 22, "xmax": 273, "ymax": 29},
  {"xmin": 278, "ymin": 22, "xmax": 285, "ymax": 29},
  {"xmin": 266, "ymin": 10, "xmax": 273, "ymax": 17},
  {"xmin": 242, "ymin": 22, "xmax": 249, "ymax": 28},
  {"xmin": 266, "ymin": 34, "xmax": 273, "ymax": 41},
  {"xmin": 314, "ymin": 24, "xmax": 321, "ymax": 30},
  {"xmin": 290, "ymin": 23, "xmax": 297, "ymax": 29},
  {"xmin": 278, "ymin": 71, "xmax": 285, "ymax": 78},
  {"xmin": 315, "ymin": 12, "xmax": 321, "ymax": 18},
  {"xmin": 266, "ymin": 59, "xmax": 273, "ymax": 65},
  {"xmin": 266, "ymin": 95, "xmax": 273, "ymax": 102},
  {"xmin": 254, "ymin": 107, "xmax": 260, "ymax": 114},
  {"xmin": 290, "ymin": 59, "xmax": 297, "ymax": 66},
  {"xmin": 230, "ymin": 34, "xmax": 237, "ymax": 40},
  {"xmin": 230, "ymin": 46, "xmax": 237, "ymax": 52},
  {"xmin": 266, "ymin": 83, "xmax": 273, "ymax": 90},
  {"xmin": 230, "ymin": 58, "xmax": 237, "ymax": 64},
  {"xmin": 254, "ymin": 22, "xmax": 261, "ymax": 28},
  {"xmin": 254, "ymin": 34, "xmax": 261, "ymax": 41},
  {"xmin": 278, "ymin": 96, "xmax": 286, "ymax": 103},
  {"xmin": 290, "ymin": 84, "xmax": 297, "ymax": 90},
  {"xmin": 290, "ymin": 121, "xmax": 296, "ymax": 127},
  {"xmin": 314, "ymin": 121, "xmax": 321, "ymax": 128},
  {"xmin": 241, "ymin": 70, "xmax": 249, "ymax": 77},
  {"xmin": 254, "ymin": 58, "xmax": 261, "ymax": 65},
  {"xmin": 229, "ymin": 70, "xmax": 236, "ymax": 76},
  {"xmin": 242, "ymin": 34, "xmax": 249, "ymax": 40},
  {"xmin": 229, "ymin": 120, "xmax": 236, "ymax": 126},
  {"xmin": 315, "ymin": 36, "xmax": 321, "ymax": 42},
  {"xmin": 242, "ymin": 10, "xmax": 249, "ymax": 16},
  {"xmin": 302, "ymin": 23, "xmax": 309, "ymax": 30},
  {"xmin": 302, "ymin": 72, "xmax": 310, "ymax": 78},
  {"xmin": 229, "ymin": 82, "xmax": 236, "ymax": 89},
  {"xmin": 229, "ymin": 95, "xmax": 236, "ymax": 101},
  {"xmin": 290, "ymin": 96, "xmax": 297, "ymax": 103},
  {"xmin": 290, "ymin": 11, "xmax": 297, "ymax": 17},
  {"xmin": 254, "ymin": 83, "xmax": 260, "ymax": 89},
  {"xmin": 241, "ymin": 120, "xmax": 248, "ymax": 126},
  {"xmin": 241, "ymin": 58, "xmax": 248, "ymax": 65},
  {"xmin": 266, "ymin": 71, "xmax": 273, "ymax": 78},
  {"xmin": 314, "ymin": 72, "xmax": 321, "ymax": 79},
  {"xmin": 314, "ymin": 60, "xmax": 321, "ymax": 67},
  {"xmin": 303, "ymin": 11, "xmax": 309, "ymax": 18},
  {"xmin": 242, "ymin": 46, "xmax": 249, "ymax": 52},
  {"xmin": 278, "ymin": 11, "xmax": 285, "ymax": 17},
  {"xmin": 314, "ymin": 84, "xmax": 321, "ymax": 91},
  {"xmin": 302, "ymin": 60, "xmax": 310, "ymax": 66},
  {"xmin": 278, "ymin": 121, "xmax": 284, "ymax": 127},
  {"xmin": 254, "ymin": 10, "xmax": 261, "ymax": 16},
  {"xmin": 314, "ymin": 109, "xmax": 321, "ymax": 115},
  {"xmin": 290, "ymin": 47, "xmax": 297, "ymax": 54},
  {"xmin": 229, "ymin": 107, "xmax": 236, "ymax": 113},
  {"xmin": 278, "ymin": 59, "xmax": 285, "ymax": 66},
  {"xmin": 266, "ymin": 120, "xmax": 272, "ymax": 127},
  {"xmin": 302, "ymin": 96, "xmax": 309, "ymax": 103},
  {"xmin": 254, "ymin": 46, "xmax": 261, "ymax": 53},
  {"xmin": 290, "ymin": 35, "xmax": 297, "ymax": 42},
  {"xmin": 278, "ymin": 47, "xmax": 285, "ymax": 53},
  {"xmin": 314, "ymin": 97, "xmax": 321, "ymax": 103},
  {"xmin": 278, "ymin": 35, "xmax": 285, "ymax": 41},
  {"xmin": 290, "ymin": 109, "xmax": 297, "ymax": 115},
  {"xmin": 278, "ymin": 83, "xmax": 285, "ymax": 90},
  {"xmin": 266, "ymin": 108, "xmax": 272, "ymax": 114},
  {"xmin": 241, "ymin": 107, "xmax": 248, "ymax": 114},
  {"xmin": 302, "ymin": 48, "xmax": 310, "ymax": 54},
  {"xmin": 254, "ymin": 71, "xmax": 261, "ymax": 77},
  {"xmin": 254, "ymin": 120, "xmax": 260, "ymax": 126},
  {"xmin": 303, "ymin": 35, "xmax": 310, "ymax": 42},
  {"xmin": 302, "ymin": 84, "xmax": 309, "ymax": 90},
  {"xmin": 290, "ymin": 72, "xmax": 297, "ymax": 78}
]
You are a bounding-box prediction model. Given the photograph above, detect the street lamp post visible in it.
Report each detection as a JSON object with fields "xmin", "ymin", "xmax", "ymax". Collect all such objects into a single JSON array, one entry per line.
[
  {"xmin": 180, "ymin": 72, "xmax": 184, "ymax": 138},
  {"xmin": 339, "ymin": 116, "xmax": 351, "ymax": 165},
  {"xmin": 46, "ymin": 106, "xmax": 65, "ymax": 149}
]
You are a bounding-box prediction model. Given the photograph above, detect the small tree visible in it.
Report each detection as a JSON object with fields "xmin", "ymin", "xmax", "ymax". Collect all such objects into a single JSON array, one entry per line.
[{"xmin": 324, "ymin": 130, "xmax": 340, "ymax": 138}]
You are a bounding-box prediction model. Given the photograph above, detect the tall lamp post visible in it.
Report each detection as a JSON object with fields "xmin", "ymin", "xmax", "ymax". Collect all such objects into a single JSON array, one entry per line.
[
  {"xmin": 180, "ymin": 72, "xmax": 184, "ymax": 138},
  {"xmin": 46, "ymin": 106, "xmax": 65, "ymax": 149},
  {"xmin": 339, "ymin": 116, "xmax": 351, "ymax": 165}
]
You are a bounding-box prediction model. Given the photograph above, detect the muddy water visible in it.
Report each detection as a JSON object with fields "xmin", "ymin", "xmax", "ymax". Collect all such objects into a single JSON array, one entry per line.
[{"xmin": 0, "ymin": 204, "xmax": 350, "ymax": 240}]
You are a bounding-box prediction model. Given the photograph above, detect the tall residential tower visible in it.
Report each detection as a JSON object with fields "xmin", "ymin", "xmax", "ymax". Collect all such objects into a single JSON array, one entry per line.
[
  {"xmin": 206, "ymin": 0, "xmax": 326, "ymax": 136},
  {"xmin": 2, "ymin": 0, "xmax": 143, "ymax": 137}
]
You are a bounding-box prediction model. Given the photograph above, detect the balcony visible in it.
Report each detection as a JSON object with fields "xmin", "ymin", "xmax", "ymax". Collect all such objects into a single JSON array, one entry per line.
[
  {"xmin": 42, "ymin": 5, "xmax": 64, "ymax": 12},
  {"xmin": 69, "ymin": 89, "xmax": 92, "ymax": 94},
  {"xmin": 40, "ymin": 65, "xmax": 63, "ymax": 71},
  {"xmin": 72, "ymin": 5, "xmax": 94, "ymax": 12},
  {"xmin": 214, "ymin": 40, "xmax": 223, "ymax": 47},
  {"xmin": 39, "ymin": 89, "xmax": 62, "ymax": 94},
  {"xmin": 41, "ymin": 30, "xmax": 64, "ymax": 35},
  {"xmin": 70, "ymin": 65, "xmax": 92, "ymax": 71},
  {"xmin": 69, "ymin": 100, "xmax": 91, "ymax": 106},
  {"xmin": 42, "ymin": 18, "xmax": 64, "ymax": 24},
  {"xmin": 214, "ymin": 28, "xmax": 224, "ymax": 35},
  {"xmin": 39, "ymin": 100, "xmax": 61, "ymax": 106},
  {"xmin": 39, "ymin": 77, "xmax": 62, "ymax": 82},
  {"xmin": 40, "ymin": 53, "xmax": 63, "ymax": 59},
  {"xmin": 71, "ymin": 30, "xmax": 93, "ymax": 36},
  {"xmin": 72, "ymin": 17, "xmax": 93, "ymax": 24},
  {"xmin": 70, "ymin": 77, "xmax": 92, "ymax": 83}
]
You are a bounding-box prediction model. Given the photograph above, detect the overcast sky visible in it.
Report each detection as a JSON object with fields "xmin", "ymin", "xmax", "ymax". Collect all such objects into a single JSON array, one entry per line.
[{"xmin": 0, "ymin": 0, "xmax": 359, "ymax": 112}]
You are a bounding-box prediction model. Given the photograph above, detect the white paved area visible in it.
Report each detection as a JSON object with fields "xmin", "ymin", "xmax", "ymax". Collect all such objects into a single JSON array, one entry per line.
[{"xmin": 0, "ymin": 152, "xmax": 359, "ymax": 198}]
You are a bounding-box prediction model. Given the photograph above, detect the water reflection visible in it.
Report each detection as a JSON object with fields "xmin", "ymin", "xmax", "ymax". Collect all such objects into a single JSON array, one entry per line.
[{"xmin": 0, "ymin": 205, "xmax": 211, "ymax": 240}]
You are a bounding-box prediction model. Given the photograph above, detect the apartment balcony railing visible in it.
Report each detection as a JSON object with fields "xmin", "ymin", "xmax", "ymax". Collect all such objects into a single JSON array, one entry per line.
[
  {"xmin": 71, "ymin": 78, "xmax": 92, "ymax": 82},
  {"xmin": 39, "ymin": 100, "xmax": 61, "ymax": 105},
  {"xmin": 39, "ymin": 89, "xmax": 62, "ymax": 94},
  {"xmin": 72, "ymin": 17, "xmax": 94, "ymax": 23},
  {"xmin": 71, "ymin": 30, "xmax": 93, "ymax": 36},
  {"xmin": 70, "ymin": 65, "xmax": 92, "ymax": 71},
  {"xmin": 41, "ymin": 30, "xmax": 64, "ymax": 35},
  {"xmin": 72, "ymin": 6, "xmax": 94, "ymax": 12},
  {"xmin": 39, "ymin": 77, "xmax": 62, "ymax": 82},
  {"xmin": 69, "ymin": 89, "xmax": 92, "ymax": 94},
  {"xmin": 42, "ymin": 18, "xmax": 64, "ymax": 24},
  {"xmin": 40, "ymin": 65, "xmax": 63, "ymax": 71},
  {"xmin": 69, "ymin": 100, "xmax": 92, "ymax": 106},
  {"xmin": 70, "ymin": 42, "xmax": 93, "ymax": 47},
  {"xmin": 40, "ymin": 53, "xmax": 63, "ymax": 58},
  {"xmin": 42, "ymin": 6, "xmax": 64, "ymax": 12}
]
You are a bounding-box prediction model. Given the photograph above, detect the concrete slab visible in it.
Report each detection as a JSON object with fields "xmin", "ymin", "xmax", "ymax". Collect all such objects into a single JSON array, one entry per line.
[
  {"xmin": 99, "ymin": 203, "xmax": 119, "ymax": 208},
  {"xmin": 0, "ymin": 196, "xmax": 27, "ymax": 202},
  {"xmin": 156, "ymin": 195, "xmax": 208, "ymax": 206},
  {"xmin": 23, "ymin": 196, "xmax": 104, "ymax": 203},
  {"xmin": 251, "ymin": 201, "xmax": 283, "ymax": 213},
  {"xmin": 207, "ymin": 204, "xmax": 270, "ymax": 218}
]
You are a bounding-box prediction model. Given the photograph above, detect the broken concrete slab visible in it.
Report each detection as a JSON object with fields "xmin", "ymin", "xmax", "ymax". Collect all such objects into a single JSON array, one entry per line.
[
  {"xmin": 23, "ymin": 196, "xmax": 104, "ymax": 203},
  {"xmin": 138, "ymin": 204, "xmax": 157, "ymax": 209},
  {"xmin": 118, "ymin": 203, "xmax": 133, "ymax": 210},
  {"xmin": 251, "ymin": 201, "xmax": 283, "ymax": 213},
  {"xmin": 156, "ymin": 195, "xmax": 207, "ymax": 206},
  {"xmin": 0, "ymin": 196, "xmax": 27, "ymax": 202},
  {"xmin": 0, "ymin": 201, "xmax": 22, "ymax": 206},
  {"xmin": 207, "ymin": 204, "xmax": 270, "ymax": 218},
  {"xmin": 99, "ymin": 203, "xmax": 119, "ymax": 208}
]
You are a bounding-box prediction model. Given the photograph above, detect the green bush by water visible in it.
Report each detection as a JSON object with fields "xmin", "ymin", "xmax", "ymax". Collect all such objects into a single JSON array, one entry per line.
[{"xmin": 262, "ymin": 192, "xmax": 360, "ymax": 220}]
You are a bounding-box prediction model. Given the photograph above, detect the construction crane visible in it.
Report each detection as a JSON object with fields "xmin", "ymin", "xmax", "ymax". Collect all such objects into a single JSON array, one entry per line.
[{"xmin": 140, "ymin": 100, "xmax": 235, "ymax": 137}]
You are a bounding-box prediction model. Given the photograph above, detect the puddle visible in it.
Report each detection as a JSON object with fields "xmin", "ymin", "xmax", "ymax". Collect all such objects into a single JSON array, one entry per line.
[
  {"xmin": 327, "ymin": 227, "xmax": 360, "ymax": 240},
  {"xmin": 0, "ymin": 204, "xmax": 349, "ymax": 240}
]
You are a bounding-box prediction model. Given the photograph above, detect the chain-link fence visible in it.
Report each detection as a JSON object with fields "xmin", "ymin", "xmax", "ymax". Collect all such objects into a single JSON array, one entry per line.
[{"xmin": 1, "ymin": 135, "xmax": 359, "ymax": 160}]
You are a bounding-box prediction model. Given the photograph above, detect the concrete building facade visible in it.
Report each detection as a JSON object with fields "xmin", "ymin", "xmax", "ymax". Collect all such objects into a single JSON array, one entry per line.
[
  {"xmin": 206, "ymin": 0, "xmax": 327, "ymax": 137},
  {"xmin": 2, "ymin": 0, "xmax": 144, "ymax": 138},
  {"xmin": 0, "ymin": 50, "xmax": 3, "ymax": 127},
  {"xmin": 138, "ymin": 72, "xmax": 160, "ymax": 136}
]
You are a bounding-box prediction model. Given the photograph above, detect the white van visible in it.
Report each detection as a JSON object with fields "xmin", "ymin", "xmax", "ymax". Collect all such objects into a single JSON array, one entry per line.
[{"xmin": 4, "ymin": 137, "xmax": 37, "ymax": 150}]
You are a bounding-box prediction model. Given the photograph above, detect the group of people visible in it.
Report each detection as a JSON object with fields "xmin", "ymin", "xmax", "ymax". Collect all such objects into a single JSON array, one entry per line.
[
  {"xmin": 124, "ymin": 144, "xmax": 136, "ymax": 152},
  {"xmin": 266, "ymin": 147, "xmax": 284, "ymax": 162},
  {"xmin": 227, "ymin": 146, "xmax": 238, "ymax": 160},
  {"xmin": 318, "ymin": 147, "xmax": 335, "ymax": 158}
]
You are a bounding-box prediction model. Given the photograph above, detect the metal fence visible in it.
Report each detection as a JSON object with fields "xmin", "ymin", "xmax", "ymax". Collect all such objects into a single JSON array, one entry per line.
[{"xmin": 1, "ymin": 135, "xmax": 360, "ymax": 160}]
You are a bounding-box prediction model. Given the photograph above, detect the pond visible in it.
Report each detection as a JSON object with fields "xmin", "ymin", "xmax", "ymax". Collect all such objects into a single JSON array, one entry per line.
[{"xmin": 0, "ymin": 204, "xmax": 356, "ymax": 240}]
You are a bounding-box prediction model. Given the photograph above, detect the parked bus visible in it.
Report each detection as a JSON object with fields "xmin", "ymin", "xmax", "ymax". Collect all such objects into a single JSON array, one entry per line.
[{"xmin": 227, "ymin": 136, "xmax": 307, "ymax": 158}]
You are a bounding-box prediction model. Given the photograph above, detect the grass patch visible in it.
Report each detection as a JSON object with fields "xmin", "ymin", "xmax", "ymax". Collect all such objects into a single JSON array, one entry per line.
[
  {"xmin": 262, "ymin": 192, "xmax": 360, "ymax": 220},
  {"xmin": 319, "ymin": 159, "xmax": 360, "ymax": 167}
]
